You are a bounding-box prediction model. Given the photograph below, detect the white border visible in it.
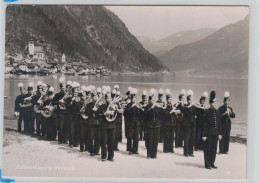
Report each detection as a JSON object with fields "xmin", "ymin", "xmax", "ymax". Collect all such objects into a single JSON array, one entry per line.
[{"xmin": 0, "ymin": 0, "xmax": 258, "ymax": 182}]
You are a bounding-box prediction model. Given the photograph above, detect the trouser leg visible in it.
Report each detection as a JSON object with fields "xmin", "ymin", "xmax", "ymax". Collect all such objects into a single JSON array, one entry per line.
[
  {"xmin": 114, "ymin": 123, "xmax": 119, "ymax": 150},
  {"xmin": 151, "ymin": 128, "xmax": 160, "ymax": 158},
  {"xmin": 224, "ymin": 128, "xmax": 231, "ymax": 153},
  {"xmin": 119, "ymin": 121, "xmax": 122, "ymax": 142},
  {"xmin": 94, "ymin": 126, "xmax": 100, "ymax": 154},
  {"xmin": 80, "ymin": 123, "xmax": 86, "ymax": 151},
  {"xmin": 159, "ymin": 126, "xmax": 164, "ymax": 143},
  {"xmin": 146, "ymin": 128, "xmax": 152, "ymax": 157},
  {"xmin": 133, "ymin": 127, "xmax": 140, "ymax": 153},
  {"xmin": 204, "ymin": 137, "xmax": 210, "ymax": 167},
  {"xmin": 64, "ymin": 113, "xmax": 70, "ymax": 142},
  {"xmin": 35, "ymin": 114, "xmax": 41, "ymax": 135},
  {"xmin": 41, "ymin": 115, "xmax": 46, "ymax": 136},
  {"xmin": 189, "ymin": 126, "xmax": 195, "ymax": 155},
  {"xmin": 101, "ymin": 128, "xmax": 108, "ymax": 159},
  {"xmin": 58, "ymin": 113, "xmax": 65, "ymax": 143},
  {"xmin": 17, "ymin": 112, "xmax": 23, "ymax": 133},
  {"xmin": 163, "ymin": 127, "xmax": 169, "ymax": 152},
  {"xmin": 183, "ymin": 126, "xmax": 191, "ymax": 156},
  {"xmin": 108, "ymin": 128, "xmax": 116, "ymax": 159},
  {"xmin": 69, "ymin": 117, "xmax": 75, "ymax": 146},
  {"xmin": 169, "ymin": 126, "xmax": 175, "ymax": 152},
  {"xmin": 209, "ymin": 135, "xmax": 218, "ymax": 166}
]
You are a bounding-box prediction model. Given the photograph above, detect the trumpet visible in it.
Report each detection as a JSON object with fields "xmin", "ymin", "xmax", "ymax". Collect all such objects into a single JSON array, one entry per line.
[{"xmin": 148, "ymin": 101, "xmax": 166, "ymax": 111}]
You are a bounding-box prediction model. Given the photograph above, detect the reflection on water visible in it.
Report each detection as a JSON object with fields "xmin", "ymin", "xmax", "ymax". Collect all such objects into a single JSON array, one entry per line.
[{"xmin": 4, "ymin": 74, "xmax": 248, "ymax": 136}]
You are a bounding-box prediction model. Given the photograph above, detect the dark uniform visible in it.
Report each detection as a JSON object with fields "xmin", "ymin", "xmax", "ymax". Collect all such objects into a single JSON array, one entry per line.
[
  {"xmin": 218, "ymin": 105, "xmax": 235, "ymax": 154},
  {"xmin": 86, "ymin": 100, "xmax": 100, "ymax": 155},
  {"xmin": 163, "ymin": 104, "xmax": 177, "ymax": 153},
  {"xmin": 31, "ymin": 92, "xmax": 42, "ymax": 136},
  {"xmin": 124, "ymin": 102, "xmax": 142, "ymax": 154},
  {"xmin": 157, "ymin": 100, "xmax": 166, "ymax": 143},
  {"xmin": 195, "ymin": 107, "xmax": 206, "ymax": 150},
  {"xmin": 43, "ymin": 97, "xmax": 57, "ymax": 140},
  {"xmin": 14, "ymin": 94, "xmax": 26, "ymax": 133},
  {"xmin": 145, "ymin": 103, "xmax": 163, "ymax": 158},
  {"xmin": 53, "ymin": 91, "xmax": 70, "ymax": 143},
  {"xmin": 123, "ymin": 98, "xmax": 131, "ymax": 151},
  {"xmin": 202, "ymin": 108, "xmax": 222, "ymax": 168},
  {"xmin": 180, "ymin": 105, "xmax": 197, "ymax": 156},
  {"xmin": 139, "ymin": 101, "xmax": 147, "ymax": 141},
  {"xmin": 175, "ymin": 102, "xmax": 184, "ymax": 148},
  {"xmin": 96, "ymin": 101, "xmax": 116, "ymax": 161},
  {"xmin": 114, "ymin": 102, "xmax": 123, "ymax": 151},
  {"xmin": 69, "ymin": 97, "xmax": 83, "ymax": 147}
]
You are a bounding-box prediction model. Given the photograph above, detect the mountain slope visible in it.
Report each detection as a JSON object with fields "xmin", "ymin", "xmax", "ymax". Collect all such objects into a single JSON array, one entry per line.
[
  {"xmin": 5, "ymin": 5, "xmax": 166, "ymax": 72},
  {"xmin": 137, "ymin": 28, "xmax": 216, "ymax": 56},
  {"xmin": 158, "ymin": 15, "xmax": 249, "ymax": 76}
]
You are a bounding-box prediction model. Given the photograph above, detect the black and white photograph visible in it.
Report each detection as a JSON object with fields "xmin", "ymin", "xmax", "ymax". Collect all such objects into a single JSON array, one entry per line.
[{"xmin": 2, "ymin": 5, "xmax": 248, "ymax": 179}]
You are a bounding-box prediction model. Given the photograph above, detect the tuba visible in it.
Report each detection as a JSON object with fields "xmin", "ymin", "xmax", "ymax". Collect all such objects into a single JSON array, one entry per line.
[
  {"xmin": 105, "ymin": 97, "xmax": 121, "ymax": 122},
  {"xmin": 59, "ymin": 91, "xmax": 71, "ymax": 110},
  {"xmin": 80, "ymin": 97, "xmax": 93, "ymax": 119},
  {"xmin": 41, "ymin": 100, "xmax": 56, "ymax": 118}
]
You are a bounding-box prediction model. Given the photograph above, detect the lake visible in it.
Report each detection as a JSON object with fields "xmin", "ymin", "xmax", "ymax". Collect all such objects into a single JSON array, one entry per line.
[{"xmin": 4, "ymin": 74, "xmax": 247, "ymax": 138}]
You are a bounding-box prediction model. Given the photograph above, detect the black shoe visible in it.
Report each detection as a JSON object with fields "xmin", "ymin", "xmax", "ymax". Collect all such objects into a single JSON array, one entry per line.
[
  {"xmin": 132, "ymin": 152, "xmax": 139, "ymax": 154},
  {"xmin": 79, "ymin": 149, "xmax": 84, "ymax": 152},
  {"xmin": 163, "ymin": 151, "xmax": 168, "ymax": 153},
  {"xmin": 114, "ymin": 148, "xmax": 119, "ymax": 151},
  {"xmin": 90, "ymin": 153, "xmax": 94, "ymax": 156},
  {"xmin": 107, "ymin": 157, "xmax": 114, "ymax": 161},
  {"xmin": 169, "ymin": 150, "xmax": 175, "ymax": 153},
  {"xmin": 69, "ymin": 145, "xmax": 73, "ymax": 148},
  {"xmin": 129, "ymin": 151, "xmax": 133, "ymax": 155},
  {"xmin": 211, "ymin": 165, "xmax": 218, "ymax": 169},
  {"xmin": 194, "ymin": 149, "xmax": 199, "ymax": 151},
  {"xmin": 205, "ymin": 166, "xmax": 211, "ymax": 169},
  {"xmin": 189, "ymin": 154, "xmax": 194, "ymax": 157},
  {"xmin": 184, "ymin": 154, "xmax": 189, "ymax": 157},
  {"xmin": 94, "ymin": 153, "xmax": 100, "ymax": 155},
  {"xmin": 101, "ymin": 158, "xmax": 106, "ymax": 162},
  {"xmin": 223, "ymin": 152, "xmax": 228, "ymax": 154}
]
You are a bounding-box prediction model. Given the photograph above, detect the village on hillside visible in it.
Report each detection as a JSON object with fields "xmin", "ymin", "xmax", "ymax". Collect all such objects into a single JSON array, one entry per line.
[{"xmin": 4, "ymin": 40, "xmax": 112, "ymax": 76}]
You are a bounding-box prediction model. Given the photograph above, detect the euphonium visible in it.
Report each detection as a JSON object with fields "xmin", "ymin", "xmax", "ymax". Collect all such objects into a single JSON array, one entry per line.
[
  {"xmin": 59, "ymin": 91, "xmax": 71, "ymax": 110},
  {"xmin": 33, "ymin": 94, "xmax": 44, "ymax": 113},
  {"xmin": 105, "ymin": 97, "xmax": 121, "ymax": 122},
  {"xmin": 80, "ymin": 97, "xmax": 93, "ymax": 119}
]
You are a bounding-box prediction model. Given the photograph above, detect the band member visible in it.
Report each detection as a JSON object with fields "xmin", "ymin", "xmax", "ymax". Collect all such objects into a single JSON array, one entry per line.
[
  {"xmin": 95, "ymin": 91, "xmax": 116, "ymax": 161},
  {"xmin": 114, "ymin": 91, "xmax": 123, "ymax": 151},
  {"xmin": 69, "ymin": 82, "xmax": 82, "ymax": 148},
  {"xmin": 123, "ymin": 87, "xmax": 132, "ymax": 150},
  {"xmin": 163, "ymin": 89, "xmax": 180, "ymax": 153},
  {"xmin": 31, "ymin": 81, "xmax": 43, "ymax": 136},
  {"xmin": 195, "ymin": 92, "xmax": 208, "ymax": 151},
  {"xmin": 202, "ymin": 91, "xmax": 222, "ymax": 169},
  {"xmin": 145, "ymin": 88, "xmax": 163, "ymax": 159},
  {"xmin": 52, "ymin": 78, "xmax": 69, "ymax": 143},
  {"xmin": 84, "ymin": 86, "xmax": 100, "ymax": 155},
  {"xmin": 124, "ymin": 88, "xmax": 142, "ymax": 154},
  {"xmin": 157, "ymin": 88, "xmax": 165, "ymax": 143},
  {"xmin": 14, "ymin": 83, "xmax": 26, "ymax": 133},
  {"xmin": 175, "ymin": 89, "xmax": 185, "ymax": 148},
  {"xmin": 218, "ymin": 91, "xmax": 235, "ymax": 154},
  {"xmin": 42, "ymin": 87, "xmax": 57, "ymax": 141},
  {"xmin": 19, "ymin": 83, "xmax": 35, "ymax": 135},
  {"xmin": 180, "ymin": 90, "xmax": 197, "ymax": 157},
  {"xmin": 139, "ymin": 90, "xmax": 148, "ymax": 141}
]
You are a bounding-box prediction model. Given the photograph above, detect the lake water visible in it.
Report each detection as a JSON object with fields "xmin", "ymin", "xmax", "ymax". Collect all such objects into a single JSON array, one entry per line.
[{"xmin": 4, "ymin": 74, "xmax": 248, "ymax": 137}]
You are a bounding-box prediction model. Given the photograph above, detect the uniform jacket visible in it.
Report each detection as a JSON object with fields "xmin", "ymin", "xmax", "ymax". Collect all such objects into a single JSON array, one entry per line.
[
  {"xmin": 163, "ymin": 104, "xmax": 177, "ymax": 126},
  {"xmin": 96, "ymin": 102, "xmax": 116, "ymax": 129},
  {"xmin": 180, "ymin": 104, "xmax": 197, "ymax": 127},
  {"xmin": 202, "ymin": 108, "xmax": 222, "ymax": 137},
  {"xmin": 144, "ymin": 103, "xmax": 163, "ymax": 128},
  {"xmin": 124, "ymin": 102, "xmax": 142, "ymax": 128},
  {"xmin": 14, "ymin": 94, "xmax": 25, "ymax": 112},
  {"xmin": 84, "ymin": 101, "xmax": 99, "ymax": 126},
  {"xmin": 218, "ymin": 105, "xmax": 235, "ymax": 129},
  {"xmin": 196, "ymin": 107, "xmax": 206, "ymax": 127}
]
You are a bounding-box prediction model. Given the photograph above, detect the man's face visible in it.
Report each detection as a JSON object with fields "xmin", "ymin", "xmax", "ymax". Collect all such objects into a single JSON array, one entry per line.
[
  {"xmin": 200, "ymin": 100, "xmax": 205, "ymax": 105},
  {"xmin": 28, "ymin": 89, "xmax": 33, "ymax": 95},
  {"xmin": 150, "ymin": 97, "xmax": 155, "ymax": 104},
  {"xmin": 61, "ymin": 85, "xmax": 66, "ymax": 93},
  {"xmin": 224, "ymin": 100, "xmax": 230, "ymax": 106},
  {"xmin": 167, "ymin": 98, "xmax": 172, "ymax": 104},
  {"xmin": 106, "ymin": 96, "xmax": 112, "ymax": 103},
  {"xmin": 142, "ymin": 96, "xmax": 147, "ymax": 102},
  {"xmin": 158, "ymin": 95, "xmax": 163, "ymax": 101},
  {"xmin": 20, "ymin": 87, "xmax": 25, "ymax": 95},
  {"xmin": 210, "ymin": 101, "xmax": 218, "ymax": 110},
  {"xmin": 131, "ymin": 96, "xmax": 136, "ymax": 103}
]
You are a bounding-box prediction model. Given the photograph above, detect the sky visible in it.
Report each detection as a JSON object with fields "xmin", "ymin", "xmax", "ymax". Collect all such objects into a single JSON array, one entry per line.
[{"xmin": 106, "ymin": 6, "xmax": 249, "ymax": 40}]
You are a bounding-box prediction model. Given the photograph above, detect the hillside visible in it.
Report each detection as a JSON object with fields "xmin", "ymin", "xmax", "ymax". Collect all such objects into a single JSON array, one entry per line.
[
  {"xmin": 5, "ymin": 5, "xmax": 166, "ymax": 72},
  {"xmin": 137, "ymin": 28, "xmax": 216, "ymax": 56},
  {"xmin": 158, "ymin": 15, "xmax": 249, "ymax": 77}
]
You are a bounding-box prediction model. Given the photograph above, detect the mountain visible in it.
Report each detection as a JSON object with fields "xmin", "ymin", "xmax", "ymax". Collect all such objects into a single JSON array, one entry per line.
[
  {"xmin": 5, "ymin": 5, "xmax": 166, "ymax": 72},
  {"xmin": 158, "ymin": 15, "xmax": 249, "ymax": 77},
  {"xmin": 137, "ymin": 28, "xmax": 216, "ymax": 56}
]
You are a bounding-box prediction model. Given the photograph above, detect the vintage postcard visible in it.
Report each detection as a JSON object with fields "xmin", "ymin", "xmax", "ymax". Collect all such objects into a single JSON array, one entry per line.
[{"xmin": 2, "ymin": 5, "xmax": 248, "ymax": 180}]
